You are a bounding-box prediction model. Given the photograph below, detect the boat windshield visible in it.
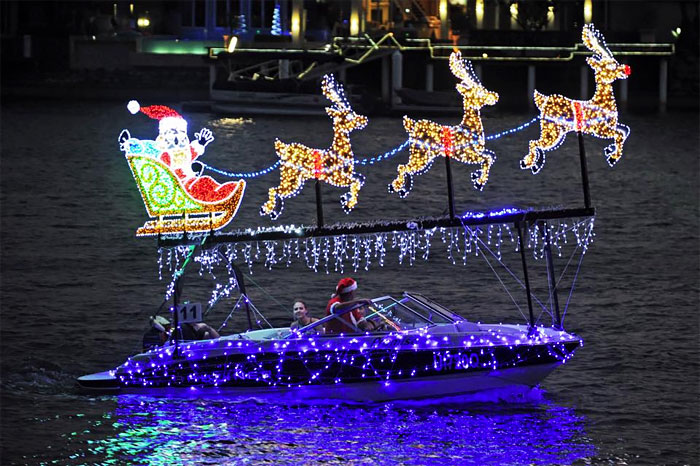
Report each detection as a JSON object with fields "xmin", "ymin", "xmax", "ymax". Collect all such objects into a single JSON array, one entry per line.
[
  {"xmin": 399, "ymin": 293, "xmax": 460, "ymax": 324},
  {"xmin": 288, "ymin": 295, "xmax": 451, "ymax": 338}
]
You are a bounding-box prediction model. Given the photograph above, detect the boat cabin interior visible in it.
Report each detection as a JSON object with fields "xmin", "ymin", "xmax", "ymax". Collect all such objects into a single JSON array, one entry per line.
[{"xmin": 216, "ymin": 292, "xmax": 483, "ymax": 343}]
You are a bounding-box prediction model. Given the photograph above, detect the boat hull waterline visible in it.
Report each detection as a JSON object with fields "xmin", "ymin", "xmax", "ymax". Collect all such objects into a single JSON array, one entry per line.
[{"xmin": 78, "ymin": 325, "xmax": 582, "ymax": 401}]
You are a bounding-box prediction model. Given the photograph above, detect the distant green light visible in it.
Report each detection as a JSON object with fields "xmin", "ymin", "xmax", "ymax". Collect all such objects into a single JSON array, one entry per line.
[{"xmin": 142, "ymin": 40, "xmax": 220, "ymax": 55}]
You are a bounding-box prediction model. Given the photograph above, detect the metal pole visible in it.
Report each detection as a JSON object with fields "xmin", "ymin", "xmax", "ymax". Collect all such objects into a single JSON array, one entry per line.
[
  {"xmin": 577, "ymin": 132, "xmax": 591, "ymax": 209},
  {"xmin": 516, "ymin": 221, "xmax": 535, "ymax": 330},
  {"xmin": 619, "ymin": 62, "xmax": 629, "ymax": 111},
  {"xmin": 232, "ymin": 263, "xmax": 254, "ymax": 331},
  {"xmin": 172, "ymin": 275, "xmax": 180, "ymax": 357},
  {"xmin": 444, "ymin": 157, "xmax": 456, "ymax": 219},
  {"xmin": 527, "ymin": 65, "xmax": 536, "ymax": 110},
  {"xmin": 659, "ymin": 58, "xmax": 668, "ymax": 114},
  {"xmin": 391, "ymin": 50, "xmax": 403, "ymax": 106},
  {"xmin": 425, "ymin": 62, "xmax": 434, "ymax": 92},
  {"xmin": 542, "ymin": 221, "xmax": 562, "ymax": 329},
  {"xmin": 381, "ymin": 56, "xmax": 390, "ymax": 104},
  {"xmin": 315, "ymin": 180, "xmax": 324, "ymax": 227}
]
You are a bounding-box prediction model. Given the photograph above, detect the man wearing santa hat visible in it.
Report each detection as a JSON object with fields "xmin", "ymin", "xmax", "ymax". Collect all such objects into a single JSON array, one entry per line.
[
  {"xmin": 324, "ymin": 277, "xmax": 376, "ymax": 334},
  {"xmin": 119, "ymin": 100, "xmax": 238, "ymax": 203}
]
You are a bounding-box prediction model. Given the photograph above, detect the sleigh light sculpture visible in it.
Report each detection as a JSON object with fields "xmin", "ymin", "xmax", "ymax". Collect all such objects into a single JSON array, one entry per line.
[
  {"xmin": 260, "ymin": 75, "xmax": 368, "ymax": 220},
  {"xmin": 388, "ymin": 50, "xmax": 499, "ymax": 198},
  {"xmin": 520, "ymin": 23, "xmax": 631, "ymax": 174},
  {"xmin": 120, "ymin": 102, "xmax": 246, "ymax": 237}
]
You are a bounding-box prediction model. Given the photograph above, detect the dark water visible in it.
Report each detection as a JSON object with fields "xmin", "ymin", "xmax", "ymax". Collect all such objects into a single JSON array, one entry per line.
[{"xmin": 1, "ymin": 100, "xmax": 698, "ymax": 465}]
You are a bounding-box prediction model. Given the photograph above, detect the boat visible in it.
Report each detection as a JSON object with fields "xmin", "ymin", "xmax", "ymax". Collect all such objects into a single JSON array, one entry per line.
[
  {"xmin": 78, "ymin": 204, "xmax": 592, "ymax": 402},
  {"xmin": 77, "ymin": 290, "xmax": 582, "ymax": 401},
  {"xmin": 80, "ymin": 25, "xmax": 619, "ymax": 401}
]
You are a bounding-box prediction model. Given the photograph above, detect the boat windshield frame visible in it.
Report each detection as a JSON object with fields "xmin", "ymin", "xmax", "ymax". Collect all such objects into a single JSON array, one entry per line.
[
  {"xmin": 285, "ymin": 294, "xmax": 452, "ymax": 338},
  {"xmin": 401, "ymin": 292, "xmax": 463, "ymax": 323}
]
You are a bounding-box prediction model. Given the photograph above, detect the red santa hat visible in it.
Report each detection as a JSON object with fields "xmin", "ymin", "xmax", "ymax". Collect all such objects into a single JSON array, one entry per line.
[
  {"xmin": 335, "ymin": 277, "xmax": 357, "ymax": 296},
  {"xmin": 127, "ymin": 100, "xmax": 187, "ymax": 133}
]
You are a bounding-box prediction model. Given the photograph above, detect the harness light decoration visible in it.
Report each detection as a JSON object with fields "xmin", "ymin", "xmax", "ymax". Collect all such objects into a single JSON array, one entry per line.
[
  {"xmin": 389, "ymin": 51, "xmax": 499, "ymax": 197},
  {"xmin": 260, "ymin": 75, "xmax": 368, "ymax": 220},
  {"xmin": 521, "ymin": 23, "xmax": 632, "ymax": 174},
  {"xmin": 119, "ymin": 101, "xmax": 246, "ymax": 236}
]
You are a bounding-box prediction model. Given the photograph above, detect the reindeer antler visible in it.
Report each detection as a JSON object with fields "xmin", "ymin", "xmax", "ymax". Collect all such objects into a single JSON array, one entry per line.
[
  {"xmin": 321, "ymin": 74, "xmax": 350, "ymax": 110},
  {"xmin": 449, "ymin": 50, "xmax": 481, "ymax": 87},
  {"xmin": 582, "ymin": 24, "xmax": 613, "ymax": 60}
]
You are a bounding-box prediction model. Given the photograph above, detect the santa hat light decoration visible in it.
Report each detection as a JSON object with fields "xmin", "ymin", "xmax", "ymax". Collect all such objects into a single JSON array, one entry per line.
[{"xmin": 127, "ymin": 100, "xmax": 188, "ymax": 132}]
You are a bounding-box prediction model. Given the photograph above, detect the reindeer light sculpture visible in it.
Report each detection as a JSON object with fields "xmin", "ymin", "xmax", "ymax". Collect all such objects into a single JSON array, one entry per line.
[
  {"xmin": 388, "ymin": 51, "xmax": 499, "ymax": 198},
  {"xmin": 260, "ymin": 75, "xmax": 368, "ymax": 220},
  {"xmin": 521, "ymin": 24, "xmax": 631, "ymax": 174}
]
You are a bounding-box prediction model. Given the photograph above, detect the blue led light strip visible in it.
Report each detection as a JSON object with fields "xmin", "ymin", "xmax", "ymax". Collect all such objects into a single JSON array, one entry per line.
[
  {"xmin": 200, "ymin": 117, "xmax": 540, "ymax": 179},
  {"xmin": 485, "ymin": 116, "xmax": 540, "ymax": 141},
  {"xmin": 356, "ymin": 140, "xmax": 410, "ymax": 165},
  {"xmin": 202, "ymin": 160, "xmax": 281, "ymax": 178}
]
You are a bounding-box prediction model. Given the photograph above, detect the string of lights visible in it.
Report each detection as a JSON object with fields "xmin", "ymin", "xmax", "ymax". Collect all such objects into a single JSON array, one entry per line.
[
  {"xmin": 115, "ymin": 322, "xmax": 581, "ymax": 390},
  {"xmin": 156, "ymin": 218, "xmax": 595, "ymax": 280},
  {"xmin": 198, "ymin": 118, "xmax": 539, "ymax": 180}
]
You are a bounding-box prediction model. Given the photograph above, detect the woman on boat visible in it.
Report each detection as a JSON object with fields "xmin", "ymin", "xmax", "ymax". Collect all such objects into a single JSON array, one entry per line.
[
  {"xmin": 290, "ymin": 300, "xmax": 321, "ymax": 333},
  {"xmin": 324, "ymin": 278, "xmax": 377, "ymax": 334}
]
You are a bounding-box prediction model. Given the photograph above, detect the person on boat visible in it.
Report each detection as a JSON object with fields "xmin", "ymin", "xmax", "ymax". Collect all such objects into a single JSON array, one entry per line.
[
  {"xmin": 142, "ymin": 315, "xmax": 172, "ymax": 351},
  {"xmin": 290, "ymin": 299, "xmax": 321, "ymax": 333},
  {"xmin": 324, "ymin": 278, "xmax": 377, "ymax": 334},
  {"xmin": 178, "ymin": 322, "xmax": 221, "ymax": 341},
  {"xmin": 122, "ymin": 100, "xmax": 239, "ymax": 203}
]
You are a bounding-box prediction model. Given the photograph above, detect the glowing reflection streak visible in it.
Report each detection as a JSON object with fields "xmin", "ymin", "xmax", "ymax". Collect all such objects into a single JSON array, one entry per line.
[{"xmin": 68, "ymin": 394, "xmax": 594, "ymax": 465}]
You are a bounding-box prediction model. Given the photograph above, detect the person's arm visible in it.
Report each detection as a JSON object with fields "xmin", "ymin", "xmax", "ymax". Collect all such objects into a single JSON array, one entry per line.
[
  {"xmin": 331, "ymin": 298, "xmax": 371, "ymax": 314},
  {"xmin": 357, "ymin": 318, "xmax": 377, "ymax": 331}
]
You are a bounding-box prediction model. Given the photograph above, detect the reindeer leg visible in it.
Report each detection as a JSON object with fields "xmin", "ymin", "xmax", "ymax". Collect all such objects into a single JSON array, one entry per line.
[
  {"xmin": 389, "ymin": 147, "xmax": 429, "ymax": 198},
  {"xmin": 260, "ymin": 187, "xmax": 280, "ymax": 218},
  {"xmin": 389, "ymin": 164, "xmax": 415, "ymax": 198},
  {"xmin": 260, "ymin": 166, "xmax": 305, "ymax": 220},
  {"xmin": 520, "ymin": 120, "xmax": 565, "ymax": 174},
  {"xmin": 604, "ymin": 123, "xmax": 630, "ymax": 167},
  {"xmin": 389, "ymin": 161, "xmax": 410, "ymax": 196},
  {"xmin": 472, "ymin": 150, "xmax": 496, "ymax": 191},
  {"xmin": 341, "ymin": 175, "xmax": 363, "ymax": 214}
]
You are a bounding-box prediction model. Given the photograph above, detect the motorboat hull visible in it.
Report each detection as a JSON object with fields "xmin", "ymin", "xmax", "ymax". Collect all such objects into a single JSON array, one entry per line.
[
  {"xmin": 78, "ymin": 325, "xmax": 581, "ymax": 402},
  {"xmin": 79, "ymin": 363, "xmax": 562, "ymax": 402}
]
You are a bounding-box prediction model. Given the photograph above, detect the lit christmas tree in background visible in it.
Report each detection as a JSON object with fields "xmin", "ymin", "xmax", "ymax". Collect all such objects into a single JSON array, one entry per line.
[
  {"xmin": 271, "ymin": 3, "xmax": 281, "ymax": 36},
  {"xmin": 236, "ymin": 14, "xmax": 247, "ymax": 33}
]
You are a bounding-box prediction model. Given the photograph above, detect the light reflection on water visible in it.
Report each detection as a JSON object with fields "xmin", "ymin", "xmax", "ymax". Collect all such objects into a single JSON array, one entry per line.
[{"xmin": 55, "ymin": 389, "xmax": 594, "ymax": 465}]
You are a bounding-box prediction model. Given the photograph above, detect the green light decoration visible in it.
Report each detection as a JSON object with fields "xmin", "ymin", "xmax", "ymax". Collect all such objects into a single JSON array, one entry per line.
[
  {"xmin": 126, "ymin": 155, "xmax": 245, "ymax": 237},
  {"xmin": 129, "ymin": 156, "xmax": 203, "ymax": 214}
]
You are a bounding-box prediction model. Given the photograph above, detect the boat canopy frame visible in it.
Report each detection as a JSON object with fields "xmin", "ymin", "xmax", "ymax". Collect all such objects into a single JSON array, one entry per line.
[{"xmin": 159, "ymin": 127, "xmax": 597, "ymax": 333}]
